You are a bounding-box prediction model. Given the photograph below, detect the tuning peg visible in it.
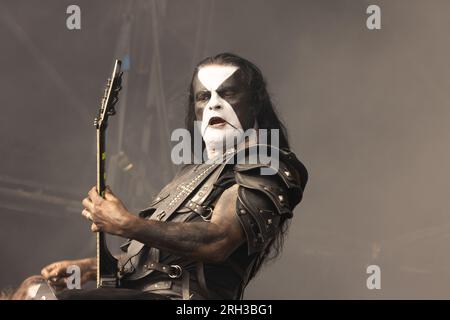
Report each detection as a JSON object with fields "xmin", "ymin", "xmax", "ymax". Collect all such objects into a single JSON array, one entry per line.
[
  {"xmin": 108, "ymin": 107, "xmax": 116, "ymax": 116},
  {"xmin": 94, "ymin": 117, "xmax": 99, "ymax": 128}
]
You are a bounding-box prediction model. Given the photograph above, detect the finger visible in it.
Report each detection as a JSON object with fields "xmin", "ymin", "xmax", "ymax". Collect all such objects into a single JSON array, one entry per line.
[
  {"xmin": 91, "ymin": 223, "xmax": 100, "ymax": 233},
  {"xmin": 82, "ymin": 197, "xmax": 94, "ymax": 212},
  {"xmin": 82, "ymin": 209, "xmax": 93, "ymax": 222},
  {"xmin": 41, "ymin": 263, "xmax": 59, "ymax": 279},
  {"xmin": 42, "ymin": 263, "xmax": 64, "ymax": 280},
  {"xmin": 50, "ymin": 266, "xmax": 66, "ymax": 278},
  {"xmin": 88, "ymin": 186, "xmax": 103, "ymax": 204},
  {"xmin": 41, "ymin": 266, "xmax": 52, "ymax": 279},
  {"xmin": 50, "ymin": 277, "xmax": 67, "ymax": 288}
]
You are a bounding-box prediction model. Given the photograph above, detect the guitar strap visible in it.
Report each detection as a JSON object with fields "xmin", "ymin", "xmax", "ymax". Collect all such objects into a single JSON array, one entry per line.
[
  {"xmin": 122, "ymin": 150, "xmax": 237, "ymax": 280},
  {"xmin": 122, "ymin": 163, "xmax": 219, "ymax": 274}
]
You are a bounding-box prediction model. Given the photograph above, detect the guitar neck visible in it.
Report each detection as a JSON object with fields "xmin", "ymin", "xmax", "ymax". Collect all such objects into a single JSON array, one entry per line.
[
  {"xmin": 96, "ymin": 128, "xmax": 118, "ymax": 288},
  {"xmin": 94, "ymin": 59, "xmax": 122, "ymax": 288}
]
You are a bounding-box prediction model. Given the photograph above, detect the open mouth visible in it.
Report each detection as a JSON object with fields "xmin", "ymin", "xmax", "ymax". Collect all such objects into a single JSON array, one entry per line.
[{"xmin": 208, "ymin": 116, "xmax": 227, "ymax": 127}]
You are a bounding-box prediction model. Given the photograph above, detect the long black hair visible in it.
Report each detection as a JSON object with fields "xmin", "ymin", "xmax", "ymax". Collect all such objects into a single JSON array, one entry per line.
[
  {"xmin": 185, "ymin": 53, "xmax": 293, "ymax": 277},
  {"xmin": 185, "ymin": 52, "xmax": 290, "ymax": 151}
]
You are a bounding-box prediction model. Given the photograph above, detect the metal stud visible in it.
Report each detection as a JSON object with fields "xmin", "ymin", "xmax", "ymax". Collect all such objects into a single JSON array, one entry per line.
[{"xmin": 157, "ymin": 212, "xmax": 165, "ymax": 220}]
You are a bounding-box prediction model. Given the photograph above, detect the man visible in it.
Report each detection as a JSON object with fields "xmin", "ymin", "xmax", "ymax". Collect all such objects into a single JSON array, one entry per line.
[{"xmin": 36, "ymin": 53, "xmax": 308, "ymax": 300}]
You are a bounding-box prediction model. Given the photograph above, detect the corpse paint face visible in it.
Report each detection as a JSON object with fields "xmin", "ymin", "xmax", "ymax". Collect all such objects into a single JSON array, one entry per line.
[{"xmin": 193, "ymin": 64, "xmax": 255, "ymax": 159}]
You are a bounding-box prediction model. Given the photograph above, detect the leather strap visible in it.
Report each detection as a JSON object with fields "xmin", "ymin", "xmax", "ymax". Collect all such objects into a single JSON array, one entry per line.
[
  {"xmin": 123, "ymin": 150, "xmax": 239, "ymax": 283},
  {"xmin": 141, "ymin": 261, "xmax": 183, "ymax": 279},
  {"xmin": 182, "ymin": 270, "xmax": 190, "ymax": 300},
  {"xmin": 123, "ymin": 163, "xmax": 220, "ymax": 271},
  {"xmin": 185, "ymin": 200, "xmax": 213, "ymax": 220},
  {"xmin": 183, "ymin": 154, "xmax": 237, "ymax": 221},
  {"xmin": 196, "ymin": 262, "xmax": 210, "ymax": 299},
  {"xmin": 124, "ymin": 151, "xmax": 239, "ymax": 280}
]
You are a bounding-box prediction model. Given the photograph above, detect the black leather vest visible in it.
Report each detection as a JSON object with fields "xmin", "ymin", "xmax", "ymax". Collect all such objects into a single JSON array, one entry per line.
[
  {"xmin": 118, "ymin": 146, "xmax": 307, "ymax": 300},
  {"xmin": 119, "ymin": 152, "xmax": 249, "ymax": 299}
]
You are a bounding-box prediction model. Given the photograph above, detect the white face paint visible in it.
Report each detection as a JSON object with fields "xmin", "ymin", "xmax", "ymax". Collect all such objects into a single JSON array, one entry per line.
[{"xmin": 197, "ymin": 65, "xmax": 245, "ymax": 159}]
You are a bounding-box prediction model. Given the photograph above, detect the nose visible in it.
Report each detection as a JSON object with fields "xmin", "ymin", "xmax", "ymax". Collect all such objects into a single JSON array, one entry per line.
[{"xmin": 208, "ymin": 104, "xmax": 222, "ymax": 111}]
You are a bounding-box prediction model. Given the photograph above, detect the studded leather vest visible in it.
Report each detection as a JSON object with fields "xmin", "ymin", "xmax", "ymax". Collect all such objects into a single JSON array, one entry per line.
[
  {"xmin": 118, "ymin": 151, "xmax": 249, "ymax": 299},
  {"xmin": 117, "ymin": 146, "xmax": 308, "ymax": 300}
]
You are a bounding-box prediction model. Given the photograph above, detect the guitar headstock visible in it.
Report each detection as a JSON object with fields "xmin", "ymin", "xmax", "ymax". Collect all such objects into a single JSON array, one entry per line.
[{"xmin": 94, "ymin": 59, "xmax": 123, "ymax": 130}]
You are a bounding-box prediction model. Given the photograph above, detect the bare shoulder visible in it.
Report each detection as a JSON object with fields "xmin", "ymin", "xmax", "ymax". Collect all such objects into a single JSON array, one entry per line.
[
  {"xmin": 211, "ymin": 184, "xmax": 239, "ymax": 221},
  {"xmin": 210, "ymin": 184, "xmax": 244, "ymax": 239},
  {"xmin": 215, "ymin": 184, "xmax": 239, "ymax": 205}
]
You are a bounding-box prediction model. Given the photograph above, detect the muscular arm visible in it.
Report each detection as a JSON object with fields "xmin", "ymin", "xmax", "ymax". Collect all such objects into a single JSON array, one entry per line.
[
  {"xmin": 43, "ymin": 185, "xmax": 245, "ymax": 285},
  {"xmin": 122, "ymin": 184, "xmax": 245, "ymax": 263}
]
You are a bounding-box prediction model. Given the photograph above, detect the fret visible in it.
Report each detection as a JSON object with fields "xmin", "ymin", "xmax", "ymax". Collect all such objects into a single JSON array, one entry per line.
[{"xmin": 94, "ymin": 60, "xmax": 123, "ymax": 288}]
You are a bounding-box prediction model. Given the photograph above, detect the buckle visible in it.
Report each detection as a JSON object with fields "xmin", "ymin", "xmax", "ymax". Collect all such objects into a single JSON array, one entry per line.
[
  {"xmin": 200, "ymin": 207, "xmax": 213, "ymax": 221},
  {"xmin": 168, "ymin": 265, "xmax": 183, "ymax": 279}
]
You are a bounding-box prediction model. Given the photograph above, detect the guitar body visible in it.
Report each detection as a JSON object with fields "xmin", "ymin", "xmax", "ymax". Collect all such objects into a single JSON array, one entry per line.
[{"xmin": 94, "ymin": 60, "xmax": 123, "ymax": 288}]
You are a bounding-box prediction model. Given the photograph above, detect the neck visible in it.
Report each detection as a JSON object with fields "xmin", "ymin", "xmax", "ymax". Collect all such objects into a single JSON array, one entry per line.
[{"xmin": 204, "ymin": 129, "xmax": 259, "ymax": 162}]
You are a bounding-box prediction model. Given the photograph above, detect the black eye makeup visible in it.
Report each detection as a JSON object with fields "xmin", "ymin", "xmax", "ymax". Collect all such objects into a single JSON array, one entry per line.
[
  {"xmin": 217, "ymin": 87, "xmax": 237, "ymax": 98},
  {"xmin": 196, "ymin": 91, "xmax": 211, "ymax": 102}
]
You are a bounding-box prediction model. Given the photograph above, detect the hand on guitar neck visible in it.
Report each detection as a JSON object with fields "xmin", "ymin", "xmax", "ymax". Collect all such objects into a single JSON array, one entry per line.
[
  {"xmin": 40, "ymin": 185, "xmax": 133, "ymax": 289},
  {"xmin": 81, "ymin": 186, "xmax": 136, "ymax": 236}
]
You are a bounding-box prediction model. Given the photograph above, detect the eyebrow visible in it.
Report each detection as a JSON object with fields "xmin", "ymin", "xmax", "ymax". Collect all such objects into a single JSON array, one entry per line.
[{"xmin": 195, "ymin": 90, "xmax": 210, "ymax": 98}]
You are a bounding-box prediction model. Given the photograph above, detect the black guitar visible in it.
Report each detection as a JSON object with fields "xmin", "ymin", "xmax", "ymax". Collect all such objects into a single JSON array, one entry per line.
[{"xmin": 94, "ymin": 60, "xmax": 123, "ymax": 288}]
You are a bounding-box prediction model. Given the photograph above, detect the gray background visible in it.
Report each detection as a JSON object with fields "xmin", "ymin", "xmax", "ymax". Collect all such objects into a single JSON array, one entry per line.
[{"xmin": 1, "ymin": 0, "xmax": 449, "ymax": 299}]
